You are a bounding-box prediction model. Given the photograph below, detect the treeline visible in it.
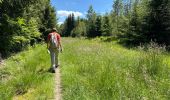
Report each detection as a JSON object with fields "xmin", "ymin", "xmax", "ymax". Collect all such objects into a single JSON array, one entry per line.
[
  {"xmin": 0, "ymin": 0, "xmax": 57, "ymax": 57},
  {"xmin": 60, "ymin": 0, "xmax": 170, "ymax": 47}
]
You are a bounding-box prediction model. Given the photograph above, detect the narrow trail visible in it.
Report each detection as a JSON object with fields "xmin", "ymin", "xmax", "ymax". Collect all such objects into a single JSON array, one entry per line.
[{"xmin": 55, "ymin": 67, "xmax": 62, "ymax": 100}]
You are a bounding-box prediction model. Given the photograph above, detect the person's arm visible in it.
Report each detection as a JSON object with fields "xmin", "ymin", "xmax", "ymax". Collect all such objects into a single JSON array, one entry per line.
[
  {"xmin": 57, "ymin": 34, "xmax": 63, "ymax": 52},
  {"xmin": 59, "ymin": 40, "xmax": 62, "ymax": 52}
]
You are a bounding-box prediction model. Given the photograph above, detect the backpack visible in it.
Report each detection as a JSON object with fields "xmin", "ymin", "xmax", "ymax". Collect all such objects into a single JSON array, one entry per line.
[{"xmin": 50, "ymin": 33, "xmax": 58, "ymax": 48}]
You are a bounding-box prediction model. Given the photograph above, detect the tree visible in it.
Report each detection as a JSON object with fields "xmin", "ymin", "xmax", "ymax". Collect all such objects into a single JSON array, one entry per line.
[
  {"xmin": 112, "ymin": 0, "xmax": 123, "ymax": 33},
  {"xmin": 95, "ymin": 15, "xmax": 102, "ymax": 37},
  {"xmin": 62, "ymin": 13, "xmax": 75, "ymax": 36},
  {"xmin": 0, "ymin": 0, "xmax": 57, "ymax": 56},
  {"xmin": 113, "ymin": 0, "xmax": 123, "ymax": 16},
  {"xmin": 0, "ymin": 0, "xmax": 38, "ymax": 18},
  {"xmin": 145, "ymin": 0, "xmax": 170, "ymax": 45},
  {"xmin": 41, "ymin": 4, "xmax": 57, "ymax": 41},
  {"xmin": 124, "ymin": 0, "xmax": 140, "ymax": 44},
  {"xmin": 71, "ymin": 18, "xmax": 86, "ymax": 37},
  {"xmin": 86, "ymin": 5, "xmax": 97, "ymax": 37},
  {"xmin": 102, "ymin": 15, "xmax": 112, "ymax": 36},
  {"xmin": 118, "ymin": 0, "xmax": 149, "ymax": 45}
]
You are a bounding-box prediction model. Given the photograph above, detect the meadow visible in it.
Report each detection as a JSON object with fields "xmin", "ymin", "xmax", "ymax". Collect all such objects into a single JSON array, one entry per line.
[
  {"xmin": 60, "ymin": 38, "xmax": 170, "ymax": 100},
  {"xmin": 0, "ymin": 38, "xmax": 170, "ymax": 99}
]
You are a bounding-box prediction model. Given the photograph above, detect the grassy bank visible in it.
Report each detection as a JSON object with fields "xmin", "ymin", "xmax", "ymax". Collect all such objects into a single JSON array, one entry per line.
[
  {"xmin": 0, "ymin": 44, "xmax": 55, "ymax": 99},
  {"xmin": 60, "ymin": 38, "xmax": 170, "ymax": 100}
]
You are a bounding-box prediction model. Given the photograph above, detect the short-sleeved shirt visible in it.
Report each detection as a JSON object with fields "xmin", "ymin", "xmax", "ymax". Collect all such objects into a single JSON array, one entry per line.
[{"xmin": 47, "ymin": 32, "xmax": 61, "ymax": 42}]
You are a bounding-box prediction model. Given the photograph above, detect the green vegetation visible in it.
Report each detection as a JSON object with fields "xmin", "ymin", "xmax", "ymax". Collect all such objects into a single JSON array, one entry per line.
[
  {"xmin": 1, "ymin": 38, "xmax": 170, "ymax": 99},
  {"xmin": 0, "ymin": 0, "xmax": 170, "ymax": 99},
  {"xmin": 60, "ymin": 38, "xmax": 170, "ymax": 99},
  {"xmin": 71, "ymin": 17, "xmax": 87, "ymax": 37},
  {"xmin": 60, "ymin": 0, "xmax": 170, "ymax": 47},
  {"xmin": 0, "ymin": 45, "xmax": 55, "ymax": 99},
  {"xmin": 0, "ymin": 0, "xmax": 57, "ymax": 57}
]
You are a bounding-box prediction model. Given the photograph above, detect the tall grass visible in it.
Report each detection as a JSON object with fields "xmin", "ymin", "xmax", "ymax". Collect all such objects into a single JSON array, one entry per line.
[
  {"xmin": 0, "ymin": 44, "xmax": 55, "ymax": 99},
  {"xmin": 60, "ymin": 38, "xmax": 170, "ymax": 100},
  {"xmin": 1, "ymin": 38, "xmax": 170, "ymax": 99}
]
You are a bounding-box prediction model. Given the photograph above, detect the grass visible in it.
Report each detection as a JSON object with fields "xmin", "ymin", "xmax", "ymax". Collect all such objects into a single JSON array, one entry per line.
[
  {"xmin": 0, "ymin": 44, "xmax": 55, "ymax": 100},
  {"xmin": 1, "ymin": 38, "xmax": 170, "ymax": 100},
  {"xmin": 60, "ymin": 38, "xmax": 170, "ymax": 100}
]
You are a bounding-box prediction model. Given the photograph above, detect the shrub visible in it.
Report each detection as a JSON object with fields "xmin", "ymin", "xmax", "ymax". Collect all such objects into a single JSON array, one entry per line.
[
  {"xmin": 136, "ymin": 42, "xmax": 167, "ymax": 80},
  {"xmin": 71, "ymin": 21, "xmax": 86, "ymax": 37},
  {"xmin": 0, "ymin": 16, "xmax": 41, "ymax": 56}
]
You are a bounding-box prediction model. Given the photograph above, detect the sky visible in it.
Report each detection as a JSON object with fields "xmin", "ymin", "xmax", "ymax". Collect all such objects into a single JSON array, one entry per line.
[{"xmin": 51, "ymin": 0, "xmax": 113, "ymax": 24}]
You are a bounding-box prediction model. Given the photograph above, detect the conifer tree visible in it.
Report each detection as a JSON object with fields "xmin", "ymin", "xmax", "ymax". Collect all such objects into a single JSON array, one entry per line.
[
  {"xmin": 146, "ymin": 0, "xmax": 170, "ymax": 45},
  {"xmin": 86, "ymin": 5, "xmax": 97, "ymax": 37}
]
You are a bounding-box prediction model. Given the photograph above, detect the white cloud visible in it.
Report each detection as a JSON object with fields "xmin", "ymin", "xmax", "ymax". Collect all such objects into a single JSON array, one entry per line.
[{"xmin": 57, "ymin": 10, "xmax": 83, "ymax": 17}]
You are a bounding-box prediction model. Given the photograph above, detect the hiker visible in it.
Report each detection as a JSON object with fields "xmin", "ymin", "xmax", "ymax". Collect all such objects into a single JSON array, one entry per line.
[{"xmin": 47, "ymin": 28, "xmax": 62, "ymax": 73}]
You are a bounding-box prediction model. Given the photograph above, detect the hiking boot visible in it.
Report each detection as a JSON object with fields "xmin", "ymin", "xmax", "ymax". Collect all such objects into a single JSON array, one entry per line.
[
  {"xmin": 48, "ymin": 68, "xmax": 55, "ymax": 73},
  {"xmin": 55, "ymin": 65, "xmax": 59, "ymax": 68},
  {"xmin": 51, "ymin": 69, "xmax": 55, "ymax": 73}
]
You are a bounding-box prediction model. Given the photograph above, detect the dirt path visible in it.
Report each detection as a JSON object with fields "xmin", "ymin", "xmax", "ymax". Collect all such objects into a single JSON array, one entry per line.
[{"xmin": 55, "ymin": 67, "xmax": 62, "ymax": 100}]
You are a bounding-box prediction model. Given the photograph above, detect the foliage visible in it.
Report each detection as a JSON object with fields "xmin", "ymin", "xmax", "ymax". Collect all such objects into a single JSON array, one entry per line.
[
  {"xmin": 71, "ymin": 18, "xmax": 86, "ymax": 37},
  {"xmin": 0, "ymin": 15, "xmax": 41, "ymax": 56},
  {"xmin": 95, "ymin": 15, "xmax": 102, "ymax": 37},
  {"xmin": 144, "ymin": 0, "xmax": 170, "ymax": 45},
  {"xmin": 116, "ymin": 0, "xmax": 170, "ymax": 46},
  {"xmin": 60, "ymin": 0, "xmax": 170, "ymax": 47},
  {"xmin": 62, "ymin": 14, "xmax": 75, "ymax": 36},
  {"xmin": 102, "ymin": 15, "xmax": 112, "ymax": 36},
  {"xmin": 86, "ymin": 5, "xmax": 97, "ymax": 37},
  {"xmin": 0, "ymin": 0, "xmax": 57, "ymax": 57}
]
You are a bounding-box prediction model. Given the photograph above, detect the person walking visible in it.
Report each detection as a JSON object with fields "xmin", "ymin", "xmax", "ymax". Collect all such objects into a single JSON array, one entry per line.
[{"xmin": 47, "ymin": 28, "xmax": 62, "ymax": 73}]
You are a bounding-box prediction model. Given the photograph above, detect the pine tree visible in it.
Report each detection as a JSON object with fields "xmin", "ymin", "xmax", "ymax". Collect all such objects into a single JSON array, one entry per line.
[
  {"xmin": 102, "ymin": 15, "xmax": 112, "ymax": 36},
  {"xmin": 118, "ymin": 0, "xmax": 149, "ymax": 45},
  {"xmin": 62, "ymin": 13, "xmax": 75, "ymax": 36},
  {"xmin": 86, "ymin": 5, "xmax": 97, "ymax": 37},
  {"xmin": 125, "ymin": 0, "xmax": 142, "ymax": 44},
  {"xmin": 112, "ymin": 0, "xmax": 123, "ymax": 33},
  {"xmin": 95, "ymin": 15, "xmax": 102, "ymax": 37},
  {"xmin": 146, "ymin": 0, "xmax": 170, "ymax": 45}
]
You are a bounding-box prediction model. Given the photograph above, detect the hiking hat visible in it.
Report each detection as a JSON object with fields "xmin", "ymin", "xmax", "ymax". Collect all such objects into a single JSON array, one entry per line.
[{"xmin": 52, "ymin": 28, "xmax": 57, "ymax": 32}]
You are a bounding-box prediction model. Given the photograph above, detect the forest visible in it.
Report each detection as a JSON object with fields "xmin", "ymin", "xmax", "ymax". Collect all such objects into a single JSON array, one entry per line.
[
  {"xmin": 0, "ymin": 0, "xmax": 170, "ymax": 57},
  {"xmin": 60, "ymin": 0, "xmax": 170, "ymax": 47},
  {"xmin": 0, "ymin": 0, "xmax": 57, "ymax": 57}
]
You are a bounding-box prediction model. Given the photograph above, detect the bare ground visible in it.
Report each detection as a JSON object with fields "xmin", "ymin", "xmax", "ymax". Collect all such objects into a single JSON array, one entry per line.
[{"xmin": 55, "ymin": 67, "xmax": 62, "ymax": 100}]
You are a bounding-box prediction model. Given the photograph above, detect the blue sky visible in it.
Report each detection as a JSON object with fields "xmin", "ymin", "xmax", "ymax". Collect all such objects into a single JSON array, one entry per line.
[{"xmin": 51, "ymin": 0, "xmax": 113, "ymax": 24}]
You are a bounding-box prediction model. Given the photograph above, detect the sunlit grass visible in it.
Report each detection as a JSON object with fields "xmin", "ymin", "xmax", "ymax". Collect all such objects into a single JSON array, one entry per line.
[
  {"xmin": 1, "ymin": 38, "xmax": 170, "ymax": 99},
  {"xmin": 0, "ymin": 44, "xmax": 55, "ymax": 100},
  {"xmin": 60, "ymin": 38, "xmax": 170, "ymax": 100}
]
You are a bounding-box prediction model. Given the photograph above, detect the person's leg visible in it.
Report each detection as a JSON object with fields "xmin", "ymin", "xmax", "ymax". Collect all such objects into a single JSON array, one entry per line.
[
  {"xmin": 55, "ymin": 48, "xmax": 59, "ymax": 68},
  {"xmin": 49, "ymin": 48, "xmax": 56, "ymax": 72}
]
